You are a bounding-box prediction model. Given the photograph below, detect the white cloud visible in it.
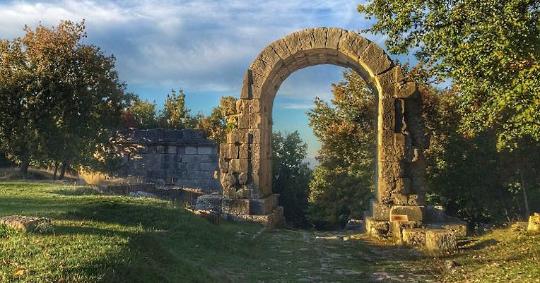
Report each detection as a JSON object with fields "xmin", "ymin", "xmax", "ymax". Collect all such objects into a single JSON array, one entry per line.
[{"xmin": 0, "ymin": 0, "xmax": 388, "ymax": 96}]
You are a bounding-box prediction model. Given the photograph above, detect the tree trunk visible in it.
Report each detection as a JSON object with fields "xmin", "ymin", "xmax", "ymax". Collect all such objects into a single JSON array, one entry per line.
[
  {"xmin": 59, "ymin": 161, "xmax": 68, "ymax": 180},
  {"xmin": 520, "ymin": 170, "xmax": 530, "ymax": 219},
  {"xmin": 19, "ymin": 159, "xmax": 29, "ymax": 176},
  {"xmin": 53, "ymin": 162, "xmax": 59, "ymax": 180}
]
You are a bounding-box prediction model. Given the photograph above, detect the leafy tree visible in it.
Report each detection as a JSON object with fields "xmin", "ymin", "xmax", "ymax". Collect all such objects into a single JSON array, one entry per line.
[
  {"xmin": 272, "ymin": 131, "xmax": 312, "ymax": 227},
  {"xmin": 307, "ymin": 70, "xmax": 376, "ymax": 229},
  {"xmin": 159, "ymin": 89, "xmax": 197, "ymax": 129},
  {"xmin": 0, "ymin": 21, "xmax": 127, "ymax": 176},
  {"xmin": 358, "ymin": 0, "xmax": 540, "ymax": 150},
  {"xmin": 422, "ymin": 87, "xmax": 540, "ymax": 223},
  {"xmin": 122, "ymin": 97, "xmax": 159, "ymax": 129},
  {"xmin": 197, "ymin": 96, "xmax": 237, "ymax": 144}
]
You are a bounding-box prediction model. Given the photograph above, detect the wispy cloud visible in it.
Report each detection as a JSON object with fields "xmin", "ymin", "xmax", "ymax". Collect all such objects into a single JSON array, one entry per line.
[{"xmin": 0, "ymin": 0, "xmax": 380, "ymax": 95}]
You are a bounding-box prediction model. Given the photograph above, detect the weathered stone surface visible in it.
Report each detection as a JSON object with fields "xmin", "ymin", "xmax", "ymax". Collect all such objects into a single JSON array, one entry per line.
[
  {"xmin": 222, "ymin": 199, "xmax": 250, "ymax": 215},
  {"xmin": 425, "ymin": 229, "xmax": 457, "ymax": 253},
  {"xmin": 390, "ymin": 206, "xmax": 423, "ymax": 222},
  {"xmin": 367, "ymin": 200, "xmax": 390, "ymax": 221},
  {"xmin": 528, "ymin": 213, "xmax": 540, "ymax": 234},
  {"xmin": 442, "ymin": 223, "xmax": 468, "ymax": 238},
  {"xmin": 250, "ymin": 194, "xmax": 278, "ymax": 215},
  {"xmin": 360, "ymin": 43, "xmax": 393, "ymax": 76},
  {"xmin": 365, "ymin": 218, "xmax": 391, "ymax": 240},
  {"xmin": 195, "ymin": 194, "xmax": 223, "ymax": 212},
  {"xmin": 0, "ymin": 215, "xmax": 52, "ymax": 233},
  {"xmin": 391, "ymin": 220, "xmax": 422, "ymax": 243},
  {"xmin": 402, "ymin": 228, "xmax": 427, "ymax": 246}
]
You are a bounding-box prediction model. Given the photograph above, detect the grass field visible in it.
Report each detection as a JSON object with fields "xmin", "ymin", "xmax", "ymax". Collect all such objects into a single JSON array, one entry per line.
[{"xmin": 0, "ymin": 182, "xmax": 539, "ymax": 282}]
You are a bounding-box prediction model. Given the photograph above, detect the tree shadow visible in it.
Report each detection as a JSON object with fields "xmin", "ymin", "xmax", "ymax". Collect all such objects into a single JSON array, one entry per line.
[{"xmin": 52, "ymin": 187, "xmax": 101, "ymax": 196}]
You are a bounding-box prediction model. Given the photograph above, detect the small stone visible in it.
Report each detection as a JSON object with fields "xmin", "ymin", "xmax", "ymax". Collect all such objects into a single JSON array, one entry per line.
[
  {"xmin": 425, "ymin": 229, "xmax": 457, "ymax": 253},
  {"xmin": 0, "ymin": 215, "xmax": 52, "ymax": 233},
  {"xmin": 445, "ymin": 260, "xmax": 459, "ymax": 270},
  {"xmin": 528, "ymin": 213, "xmax": 540, "ymax": 234}
]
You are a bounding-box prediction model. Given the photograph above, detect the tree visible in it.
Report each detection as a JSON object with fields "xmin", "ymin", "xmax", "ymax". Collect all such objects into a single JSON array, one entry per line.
[
  {"xmin": 122, "ymin": 97, "xmax": 159, "ymax": 129},
  {"xmin": 307, "ymin": 70, "xmax": 376, "ymax": 229},
  {"xmin": 0, "ymin": 21, "xmax": 128, "ymax": 176},
  {"xmin": 197, "ymin": 96, "xmax": 237, "ymax": 144},
  {"xmin": 159, "ymin": 89, "xmax": 197, "ymax": 129},
  {"xmin": 272, "ymin": 131, "xmax": 312, "ymax": 227},
  {"xmin": 422, "ymin": 87, "xmax": 540, "ymax": 223},
  {"xmin": 358, "ymin": 0, "xmax": 540, "ymax": 150}
]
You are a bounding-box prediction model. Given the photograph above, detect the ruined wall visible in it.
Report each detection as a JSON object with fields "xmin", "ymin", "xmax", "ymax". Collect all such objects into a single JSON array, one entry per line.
[{"xmin": 119, "ymin": 129, "xmax": 220, "ymax": 193}]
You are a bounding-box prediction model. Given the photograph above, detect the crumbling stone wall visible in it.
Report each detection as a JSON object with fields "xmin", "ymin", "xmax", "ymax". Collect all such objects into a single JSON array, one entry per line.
[
  {"xmin": 219, "ymin": 27, "xmax": 427, "ymax": 228},
  {"xmin": 119, "ymin": 129, "xmax": 220, "ymax": 193}
]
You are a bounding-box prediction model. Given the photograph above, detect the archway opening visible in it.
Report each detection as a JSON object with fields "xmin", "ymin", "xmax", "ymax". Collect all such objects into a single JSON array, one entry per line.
[{"xmin": 271, "ymin": 64, "xmax": 378, "ymax": 228}]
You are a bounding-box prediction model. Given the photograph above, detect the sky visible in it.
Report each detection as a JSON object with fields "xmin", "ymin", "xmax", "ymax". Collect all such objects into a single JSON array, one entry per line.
[{"xmin": 0, "ymin": 0, "xmax": 415, "ymax": 164}]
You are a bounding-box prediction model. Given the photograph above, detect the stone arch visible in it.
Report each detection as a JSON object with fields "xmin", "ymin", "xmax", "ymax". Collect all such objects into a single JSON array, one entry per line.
[{"xmin": 219, "ymin": 28, "xmax": 427, "ymax": 228}]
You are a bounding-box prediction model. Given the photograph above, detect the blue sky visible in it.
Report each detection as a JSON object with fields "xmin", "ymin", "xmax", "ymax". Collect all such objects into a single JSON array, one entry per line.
[{"xmin": 0, "ymin": 0, "xmax": 415, "ymax": 163}]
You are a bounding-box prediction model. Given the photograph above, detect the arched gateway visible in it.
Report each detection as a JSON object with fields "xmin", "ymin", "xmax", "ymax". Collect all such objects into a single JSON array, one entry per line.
[{"xmin": 219, "ymin": 28, "xmax": 428, "ymax": 238}]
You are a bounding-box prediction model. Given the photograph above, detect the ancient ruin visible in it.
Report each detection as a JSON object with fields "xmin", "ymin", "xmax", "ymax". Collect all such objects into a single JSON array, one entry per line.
[
  {"xmin": 217, "ymin": 27, "xmax": 466, "ymax": 247},
  {"xmin": 118, "ymin": 128, "xmax": 220, "ymax": 192}
]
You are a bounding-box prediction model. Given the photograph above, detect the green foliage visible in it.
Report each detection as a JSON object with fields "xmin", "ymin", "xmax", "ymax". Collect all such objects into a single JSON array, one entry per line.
[
  {"xmin": 197, "ymin": 96, "xmax": 238, "ymax": 144},
  {"xmin": 0, "ymin": 21, "xmax": 128, "ymax": 174},
  {"xmin": 358, "ymin": 0, "xmax": 540, "ymax": 150},
  {"xmin": 422, "ymin": 87, "xmax": 540, "ymax": 224},
  {"xmin": 122, "ymin": 97, "xmax": 159, "ymax": 129},
  {"xmin": 272, "ymin": 131, "xmax": 312, "ymax": 227},
  {"xmin": 307, "ymin": 71, "xmax": 375, "ymax": 229},
  {"xmin": 158, "ymin": 89, "xmax": 198, "ymax": 129}
]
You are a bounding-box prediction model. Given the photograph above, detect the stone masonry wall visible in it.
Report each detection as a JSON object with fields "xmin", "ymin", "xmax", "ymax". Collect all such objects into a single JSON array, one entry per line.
[{"xmin": 118, "ymin": 129, "xmax": 220, "ymax": 193}]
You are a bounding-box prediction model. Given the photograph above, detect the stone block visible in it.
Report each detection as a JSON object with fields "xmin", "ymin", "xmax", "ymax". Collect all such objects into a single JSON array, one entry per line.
[
  {"xmin": 391, "ymin": 220, "xmax": 422, "ymax": 243},
  {"xmin": 395, "ymin": 81, "xmax": 417, "ymax": 98},
  {"xmin": 442, "ymin": 223, "xmax": 468, "ymax": 238},
  {"xmin": 338, "ymin": 30, "xmax": 370, "ymax": 60},
  {"xmin": 390, "ymin": 206, "xmax": 423, "ymax": 222},
  {"xmin": 325, "ymin": 28, "xmax": 343, "ymax": 49},
  {"xmin": 239, "ymin": 144, "xmax": 249, "ymax": 159},
  {"xmin": 197, "ymin": 146, "xmax": 213, "ymax": 155},
  {"xmin": 0, "ymin": 215, "xmax": 52, "ymax": 233},
  {"xmin": 527, "ymin": 213, "xmax": 540, "ymax": 234},
  {"xmin": 230, "ymin": 158, "xmax": 248, "ymax": 173},
  {"xmin": 200, "ymin": 162, "xmax": 216, "ymax": 171},
  {"xmin": 250, "ymin": 194, "xmax": 278, "ymax": 215},
  {"xmin": 402, "ymin": 228, "xmax": 427, "ymax": 246},
  {"xmin": 365, "ymin": 217, "xmax": 391, "ymax": 240},
  {"xmin": 195, "ymin": 194, "xmax": 222, "ymax": 212},
  {"xmin": 185, "ymin": 146, "xmax": 197, "ymax": 155},
  {"xmin": 238, "ymin": 113, "xmax": 250, "ymax": 129},
  {"xmin": 425, "ymin": 229, "xmax": 457, "ymax": 253},
  {"xmin": 360, "ymin": 42, "xmax": 393, "ymax": 76},
  {"xmin": 312, "ymin": 27, "xmax": 327, "ymax": 49},
  {"xmin": 270, "ymin": 39, "xmax": 291, "ymax": 59},
  {"xmin": 368, "ymin": 200, "xmax": 390, "ymax": 221},
  {"xmin": 222, "ymin": 199, "xmax": 250, "ymax": 215}
]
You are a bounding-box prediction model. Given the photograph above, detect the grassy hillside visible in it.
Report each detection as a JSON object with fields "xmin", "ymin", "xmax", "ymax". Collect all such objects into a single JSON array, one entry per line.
[{"xmin": 0, "ymin": 182, "xmax": 538, "ymax": 282}]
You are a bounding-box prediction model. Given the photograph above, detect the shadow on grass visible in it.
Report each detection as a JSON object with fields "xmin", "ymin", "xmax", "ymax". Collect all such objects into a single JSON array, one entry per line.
[
  {"xmin": 52, "ymin": 187, "xmax": 101, "ymax": 196},
  {"xmin": 463, "ymin": 238, "xmax": 499, "ymax": 251}
]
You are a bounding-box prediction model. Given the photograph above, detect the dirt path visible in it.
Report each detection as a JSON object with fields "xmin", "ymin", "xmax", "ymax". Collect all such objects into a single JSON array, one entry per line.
[{"xmin": 245, "ymin": 229, "xmax": 439, "ymax": 282}]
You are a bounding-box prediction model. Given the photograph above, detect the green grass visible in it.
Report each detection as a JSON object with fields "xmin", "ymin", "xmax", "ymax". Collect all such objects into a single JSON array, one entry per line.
[
  {"xmin": 435, "ymin": 225, "xmax": 540, "ymax": 283},
  {"xmin": 0, "ymin": 182, "xmax": 538, "ymax": 282}
]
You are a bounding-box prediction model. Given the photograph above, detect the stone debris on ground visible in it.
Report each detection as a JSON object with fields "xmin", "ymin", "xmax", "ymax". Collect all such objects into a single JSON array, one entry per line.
[
  {"xmin": 527, "ymin": 212, "xmax": 540, "ymax": 234},
  {"xmin": 128, "ymin": 190, "xmax": 157, "ymax": 198},
  {"xmin": 194, "ymin": 193, "xmax": 223, "ymax": 213},
  {"xmin": 0, "ymin": 215, "xmax": 53, "ymax": 233}
]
